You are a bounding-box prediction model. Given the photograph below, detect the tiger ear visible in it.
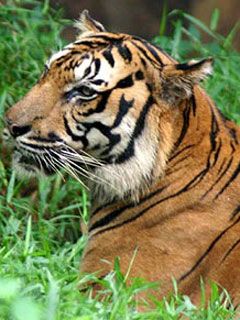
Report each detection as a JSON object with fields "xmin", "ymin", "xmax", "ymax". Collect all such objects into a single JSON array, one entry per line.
[
  {"xmin": 161, "ymin": 58, "xmax": 213, "ymax": 104},
  {"xmin": 75, "ymin": 10, "xmax": 106, "ymax": 39}
]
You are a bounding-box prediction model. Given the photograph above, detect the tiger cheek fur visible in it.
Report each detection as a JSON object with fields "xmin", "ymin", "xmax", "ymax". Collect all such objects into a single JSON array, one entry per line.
[{"xmin": 5, "ymin": 10, "xmax": 240, "ymax": 305}]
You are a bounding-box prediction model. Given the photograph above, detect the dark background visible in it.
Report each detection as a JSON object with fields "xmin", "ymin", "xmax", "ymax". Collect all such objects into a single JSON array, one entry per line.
[{"xmin": 50, "ymin": 0, "xmax": 240, "ymax": 47}]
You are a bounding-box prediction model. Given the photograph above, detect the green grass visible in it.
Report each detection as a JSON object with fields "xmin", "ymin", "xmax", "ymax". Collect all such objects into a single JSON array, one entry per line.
[{"xmin": 0, "ymin": 1, "xmax": 239, "ymax": 319}]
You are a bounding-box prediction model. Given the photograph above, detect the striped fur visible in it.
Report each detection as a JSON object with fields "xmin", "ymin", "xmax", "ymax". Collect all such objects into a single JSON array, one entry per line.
[{"xmin": 5, "ymin": 11, "xmax": 240, "ymax": 304}]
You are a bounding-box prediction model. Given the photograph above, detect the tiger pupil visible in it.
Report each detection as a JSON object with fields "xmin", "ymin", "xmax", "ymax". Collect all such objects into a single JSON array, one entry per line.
[{"xmin": 78, "ymin": 85, "xmax": 95, "ymax": 97}]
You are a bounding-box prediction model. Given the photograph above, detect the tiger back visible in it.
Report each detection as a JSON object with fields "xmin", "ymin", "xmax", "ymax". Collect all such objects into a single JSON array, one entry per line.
[{"xmin": 5, "ymin": 11, "xmax": 240, "ymax": 304}]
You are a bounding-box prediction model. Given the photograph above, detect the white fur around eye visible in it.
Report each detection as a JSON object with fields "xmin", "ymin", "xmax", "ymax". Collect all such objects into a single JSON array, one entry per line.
[
  {"xmin": 94, "ymin": 58, "xmax": 112, "ymax": 82},
  {"xmin": 74, "ymin": 56, "xmax": 93, "ymax": 80}
]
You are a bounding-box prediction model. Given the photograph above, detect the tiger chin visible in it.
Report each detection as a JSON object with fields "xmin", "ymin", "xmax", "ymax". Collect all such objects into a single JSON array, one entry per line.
[{"xmin": 5, "ymin": 10, "xmax": 240, "ymax": 306}]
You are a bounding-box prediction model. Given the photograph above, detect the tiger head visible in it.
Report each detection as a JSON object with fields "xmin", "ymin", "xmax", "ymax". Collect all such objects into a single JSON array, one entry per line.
[{"xmin": 5, "ymin": 11, "xmax": 212, "ymax": 204}]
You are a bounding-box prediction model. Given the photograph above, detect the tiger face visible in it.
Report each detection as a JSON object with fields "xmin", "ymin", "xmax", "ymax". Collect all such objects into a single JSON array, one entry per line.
[{"xmin": 5, "ymin": 11, "xmax": 212, "ymax": 203}]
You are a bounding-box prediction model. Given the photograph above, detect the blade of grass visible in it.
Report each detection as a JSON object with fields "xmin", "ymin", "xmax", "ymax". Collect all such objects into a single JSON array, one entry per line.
[
  {"xmin": 210, "ymin": 8, "xmax": 220, "ymax": 32},
  {"xmin": 23, "ymin": 215, "xmax": 32, "ymax": 257},
  {"xmin": 159, "ymin": 0, "xmax": 168, "ymax": 36},
  {"xmin": 6, "ymin": 170, "xmax": 16, "ymax": 204}
]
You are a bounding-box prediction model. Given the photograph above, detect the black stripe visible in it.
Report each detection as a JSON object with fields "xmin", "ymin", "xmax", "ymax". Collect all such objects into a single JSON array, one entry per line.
[
  {"xmin": 90, "ymin": 206, "xmax": 128, "ymax": 231},
  {"xmin": 115, "ymin": 74, "xmax": 134, "ymax": 89},
  {"xmin": 82, "ymin": 91, "xmax": 111, "ymax": 116},
  {"xmin": 165, "ymin": 167, "xmax": 209, "ymax": 197},
  {"xmin": 54, "ymin": 51, "xmax": 89, "ymax": 68},
  {"xmin": 218, "ymin": 156, "xmax": 233, "ymax": 178},
  {"xmin": 199, "ymin": 106, "xmax": 221, "ymax": 197},
  {"xmin": 91, "ymin": 200, "xmax": 116, "ymax": 217},
  {"xmin": 115, "ymin": 95, "xmax": 154, "ymax": 163},
  {"xmin": 209, "ymin": 107, "xmax": 219, "ymax": 152},
  {"xmin": 19, "ymin": 141, "xmax": 46, "ymax": 151},
  {"xmin": 91, "ymin": 79, "xmax": 105, "ymax": 85},
  {"xmin": 91, "ymin": 188, "xmax": 167, "ymax": 234},
  {"xmin": 132, "ymin": 42, "xmax": 158, "ymax": 66},
  {"xmin": 83, "ymin": 66, "xmax": 91, "ymax": 79},
  {"xmin": 229, "ymin": 128, "xmax": 239, "ymax": 145},
  {"xmin": 221, "ymin": 238, "xmax": 240, "ymax": 263},
  {"xmin": 169, "ymin": 155, "xmax": 191, "ymax": 169},
  {"xmin": 64, "ymin": 59, "xmax": 78, "ymax": 72},
  {"xmin": 140, "ymin": 57, "xmax": 147, "ymax": 67},
  {"xmin": 75, "ymin": 40, "xmax": 107, "ymax": 47},
  {"xmin": 191, "ymin": 95, "xmax": 197, "ymax": 117},
  {"xmin": 132, "ymin": 36, "xmax": 165, "ymax": 66},
  {"xmin": 88, "ymin": 58, "xmax": 101, "ymax": 80},
  {"xmin": 179, "ymin": 216, "xmax": 240, "ymax": 282},
  {"xmin": 79, "ymin": 96, "xmax": 134, "ymax": 157},
  {"xmin": 176, "ymin": 60, "xmax": 206, "ymax": 71},
  {"xmin": 71, "ymin": 109, "xmax": 82, "ymax": 123},
  {"xmin": 217, "ymin": 108, "xmax": 230, "ymax": 122},
  {"xmin": 135, "ymin": 70, "xmax": 144, "ymax": 80},
  {"xmin": 29, "ymin": 136, "xmax": 62, "ymax": 143},
  {"xmin": 201, "ymin": 156, "xmax": 233, "ymax": 199},
  {"xmin": 169, "ymin": 144, "xmax": 195, "ymax": 162},
  {"xmin": 63, "ymin": 116, "xmax": 88, "ymax": 148},
  {"xmin": 217, "ymin": 158, "xmax": 227, "ymax": 175},
  {"xmin": 102, "ymin": 48, "xmax": 115, "ymax": 67},
  {"xmin": 212, "ymin": 140, "xmax": 222, "ymax": 167},
  {"xmin": 230, "ymin": 205, "xmax": 240, "ymax": 220},
  {"xmin": 64, "ymin": 116, "xmax": 82, "ymax": 141},
  {"xmin": 83, "ymin": 121, "xmax": 121, "ymax": 150},
  {"xmin": 94, "ymin": 58, "xmax": 101, "ymax": 74},
  {"xmin": 89, "ymin": 34, "xmax": 122, "ymax": 42},
  {"xmin": 89, "ymin": 186, "xmax": 166, "ymax": 231},
  {"xmin": 214, "ymin": 161, "xmax": 240, "ymax": 199},
  {"xmin": 174, "ymin": 102, "xmax": 191, "ymax": 149},
  {"xmin": 112, "ymin": 95, "xmax": 134, "ymax": 128},
  {"xmin": 48, "ymin": 132, "xmax": 62, "ymax": 141},
  {"xmin": 117, "ymin": 44, "xmax": 132, "ymax": 62},
  {"xmin": 140, "ymin": 41, "xmax": 164, "ymax": 66}
]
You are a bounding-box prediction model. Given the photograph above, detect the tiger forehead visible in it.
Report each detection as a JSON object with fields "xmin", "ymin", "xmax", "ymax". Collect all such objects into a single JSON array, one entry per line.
[
  {"xmin": 47, "ymin": 33, "xmax": 128, "ymax": 67},
  {"xmin": 46, "ymin": 38, "xmax": 146, "ymax": 85}
]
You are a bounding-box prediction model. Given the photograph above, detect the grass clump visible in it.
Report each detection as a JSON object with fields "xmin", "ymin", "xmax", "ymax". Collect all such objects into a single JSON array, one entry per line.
[{"xmin": 0, "ymin": 1, "xmax": 239, "ymax": 319}]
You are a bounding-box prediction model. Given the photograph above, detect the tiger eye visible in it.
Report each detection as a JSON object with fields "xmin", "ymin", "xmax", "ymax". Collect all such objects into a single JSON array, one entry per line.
[{"xmin": 78, "ymin": 85, "xmax": 96, "ymax": 97}]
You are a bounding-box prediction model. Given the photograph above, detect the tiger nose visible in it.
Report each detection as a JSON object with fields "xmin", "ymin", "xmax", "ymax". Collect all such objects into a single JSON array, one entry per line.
[{"xmin": 5, "ymin": 118, "xmax": 31, "ymax": 138}]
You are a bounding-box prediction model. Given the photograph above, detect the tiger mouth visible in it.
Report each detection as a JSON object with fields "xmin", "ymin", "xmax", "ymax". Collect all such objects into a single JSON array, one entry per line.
[{"xmin": 13, "ymin": 148, "xmax": 56, "ymax": 175}]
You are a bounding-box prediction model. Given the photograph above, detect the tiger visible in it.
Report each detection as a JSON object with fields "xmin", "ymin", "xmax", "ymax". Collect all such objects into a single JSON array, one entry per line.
[{"xmin": 5, "ymin": 10, "xmax": 240, "ymax": 305}]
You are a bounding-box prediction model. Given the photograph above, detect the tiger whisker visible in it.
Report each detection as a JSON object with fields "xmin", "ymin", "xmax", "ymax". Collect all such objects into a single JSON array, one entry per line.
[
  {"xmin": 51, "ymin": 150, "xmax": 102, "ymax": 182},
  {"xmin": 44, "ymin": 149, "xmax": 66, "ymax": 181},
  {"xmin": 63, "ymin": 145, "xmax": 104, "ymax": 166},
  {"xmin": 51, "ymin": 149, "xmax": 119, "ymax": 192},
  {"xmin": 49, "ymin": 151, "xmax": 88, "ymax": 189},
  {"xmin": 32, "ymin": 153, "xmax": 45, "ymax": 173},
  {"xmin": 58, "ymin": 146, "xmax": 122, "ymax": 180},
  {"xmin": 60, "ymin": 150, "xmax": 102, "ymax": 167}
]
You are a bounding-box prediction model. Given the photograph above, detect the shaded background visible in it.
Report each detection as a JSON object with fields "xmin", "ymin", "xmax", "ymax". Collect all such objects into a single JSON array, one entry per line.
[{"xmin": 50, "ymin": 0, "xmax": 240, "ymax": 47}]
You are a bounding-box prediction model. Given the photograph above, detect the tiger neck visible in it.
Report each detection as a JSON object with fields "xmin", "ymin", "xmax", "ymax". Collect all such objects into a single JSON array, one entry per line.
[{"xmin": 88, "ymin": 85, "xmax": 230, "ymax": 233}]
